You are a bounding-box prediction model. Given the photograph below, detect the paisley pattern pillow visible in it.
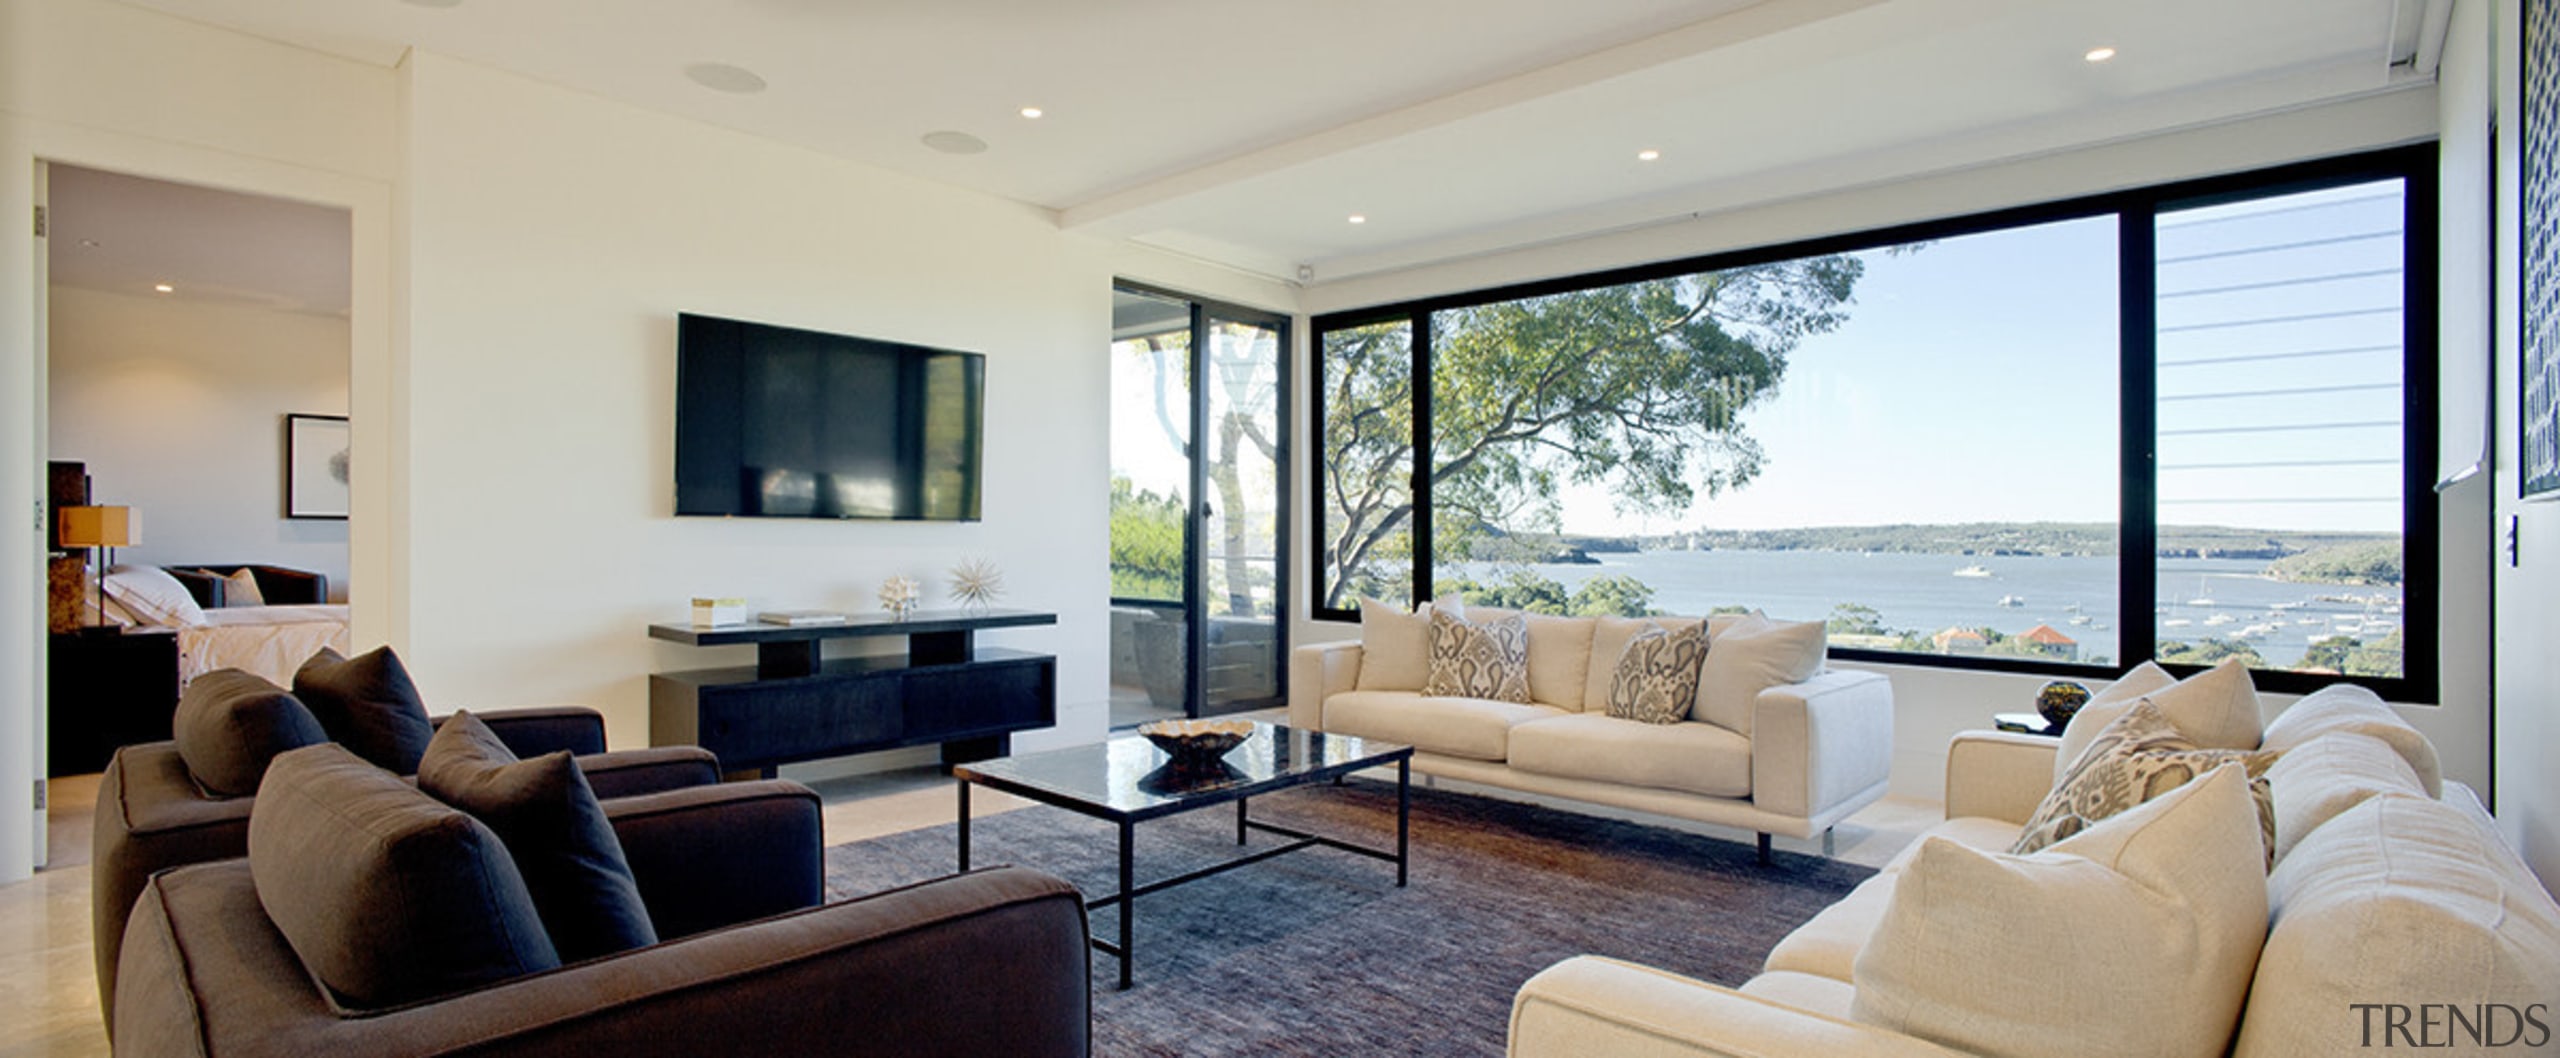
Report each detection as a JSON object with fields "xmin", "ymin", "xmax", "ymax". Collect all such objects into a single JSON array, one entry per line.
[
  {"xmin": 1605, "ymin": 623, "xmax": 1710, "ymax": 725},
  {"xmin": 1422, "ymin": 609, "xmax": 1532, "ymax": 703},
  {"xmin": 2014, "ymin": 698, "xmax": 2280, "ymax": 869}
]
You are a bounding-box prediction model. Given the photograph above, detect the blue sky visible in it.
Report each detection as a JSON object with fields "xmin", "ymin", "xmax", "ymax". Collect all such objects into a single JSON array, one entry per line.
[{"xmin": 1560, "ymin": 180, "xmax": 2406, "ymax": 536}]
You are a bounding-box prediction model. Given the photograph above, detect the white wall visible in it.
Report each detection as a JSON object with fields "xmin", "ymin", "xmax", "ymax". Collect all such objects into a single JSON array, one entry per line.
[
  {"xmin": 2488, "ymin": 0, "xmax": 2560, "ymax": 887},
  {"xmin": 0, "ymin": 0, "xmax": 397, "ymax": 883},
  {"xmin": 396, "ymin": 52, "xmax": 1292, "ymax": 755},
  {"xmin": 1291, "ymin": 85, "xmax": 2493, "ymax": 805},
  {"xmin": 47, "ymin": 286, "xmax": 351, "ymax": 595}
]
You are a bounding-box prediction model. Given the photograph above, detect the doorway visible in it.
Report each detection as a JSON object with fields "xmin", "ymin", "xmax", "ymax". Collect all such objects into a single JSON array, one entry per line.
[
  {"xmin": 1107, "ymin": 284, "xmax": 1289, "ymax": 727},
  {"xmin": 36, "ymin": 162, "xmax": 353, "ymax": 865}
]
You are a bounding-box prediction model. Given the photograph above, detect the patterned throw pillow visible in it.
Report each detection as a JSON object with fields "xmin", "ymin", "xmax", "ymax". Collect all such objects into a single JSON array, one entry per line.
[
  {"xmin": 1422, "ymin": 609, "xmax": 1532, "ymax": 703},
  {"xmin": 2013, "ymin": 698, "xmax": 2280, "ymax": 869},
  {"xmin": 1605, "ymin": 623, "xmax": 1710, "ymax": 725}
]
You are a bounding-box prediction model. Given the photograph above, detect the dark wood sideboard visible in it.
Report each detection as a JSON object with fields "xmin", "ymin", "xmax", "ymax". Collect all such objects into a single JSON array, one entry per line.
[{"xmin": 647, "ymin": 608, "xmax": 1057, "ymax": 777}]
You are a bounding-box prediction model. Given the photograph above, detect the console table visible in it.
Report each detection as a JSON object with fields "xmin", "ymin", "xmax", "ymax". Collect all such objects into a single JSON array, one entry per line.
[{"xmin": 647, "ymin": 608, "xmax": 1057, "ymax": 776}]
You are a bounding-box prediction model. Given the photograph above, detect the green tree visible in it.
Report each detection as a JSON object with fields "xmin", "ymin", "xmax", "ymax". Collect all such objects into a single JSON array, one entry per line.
[
  {"xmin": 2296, "ymin": 635, "xmax": 2355, "ymax": 672},
  {"xmin": 1320, "ymin": 256, "xmax": 1871, "ymax": 609},
  {"xmin": 1569, "ymin": 575, "xmax": 1656, "ymax": 618},
  {"xmin": 2345, "ymin": 629, "xmax": 2404, "ymax": 678},
  {"xmin": 1109, "ymin": 476, "xmax": 1185, "ymax": 601},
  {"xmin": 1437, "ymin": 571, "xmax": 1572, "ymax": 614},
  {"xmin": 2157, "ymin": 639, "xmax": 2267, "ymax": 667},
  {"xmin": 1826, "ymin": 602, "xmax": 1885, "ymax": 636}
]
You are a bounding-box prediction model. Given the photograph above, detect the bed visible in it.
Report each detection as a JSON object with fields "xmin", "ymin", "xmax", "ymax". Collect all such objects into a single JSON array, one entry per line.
[{"xmin": 100, "ymin": 564, "xmax": 351, "ymax": 689}]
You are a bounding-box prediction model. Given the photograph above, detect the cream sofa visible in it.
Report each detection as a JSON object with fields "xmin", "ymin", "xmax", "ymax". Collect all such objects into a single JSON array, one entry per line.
[
  {"xmin": 1509, "ymin": 681, "xmax": 2560, "ymax": 1057},
  {"xmin": 1287, "ymin": 608, "xmax": 1894, "ymax": 859}
]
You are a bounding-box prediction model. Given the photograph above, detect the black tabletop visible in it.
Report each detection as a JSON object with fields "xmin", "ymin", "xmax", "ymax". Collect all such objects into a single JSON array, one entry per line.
[{"xmin": 955, "ymin": 722, "xmax": 1411, "ymax": 822}]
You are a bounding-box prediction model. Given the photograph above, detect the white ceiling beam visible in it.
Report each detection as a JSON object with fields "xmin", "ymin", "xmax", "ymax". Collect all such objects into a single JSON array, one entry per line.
[
  {"xmin": 1054, "ymin": 0, "xmax": 1895, "ymax": 237},
  {"xmin": 1302, "ymin": 61, "xmax": 2433, "ymax": 287}
]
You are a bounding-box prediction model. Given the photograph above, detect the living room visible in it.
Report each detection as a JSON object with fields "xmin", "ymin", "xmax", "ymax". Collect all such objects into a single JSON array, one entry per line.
[{"xmin": 3, "ymin": 0, "xmax": 2557, "ymax": 1054}]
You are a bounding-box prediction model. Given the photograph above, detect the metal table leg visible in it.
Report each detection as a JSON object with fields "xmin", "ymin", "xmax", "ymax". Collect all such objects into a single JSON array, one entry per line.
[
  {"xmin": 1116, "ymin": 819, "xmax": 1135, "ymax": 990},
  {"xmin": 1236, "ymin": 797, "xmax": 1249, "ymax": 845},
  {"xmin": 1396, "ymin": 758, "xmax": 1410, "ymax": 887},
  {"xmin": 957, "ymin": 779, "xmax": 972, "ymax": 872}
]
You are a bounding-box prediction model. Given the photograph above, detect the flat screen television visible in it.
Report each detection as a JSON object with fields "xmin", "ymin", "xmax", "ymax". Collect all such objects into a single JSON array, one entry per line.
[{"xmin": 674, "ymin": 313, "xmax": 984, "ymax": 520}]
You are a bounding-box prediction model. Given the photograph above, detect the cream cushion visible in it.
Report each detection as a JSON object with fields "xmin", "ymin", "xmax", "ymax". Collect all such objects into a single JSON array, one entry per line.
[
  {"xmin": 1691, "ymin": 610, "xmax": 1825, "ymax": 735},
  {"xmin": 1737, "ymin": 971, "xmax": 1857, "ymax": 1021},
  {"xmin": 2259, "ymin": 683, "xmax": 2441, "ymax": 797},
  {"xmin": 2261, "ymin": 731, "xmax": 2425, "ymax": 862},
  {"xmin": 1580, "ymin": 616, "xmax": 1693, "ymax": 711},
  {"xmin": 1520, "ymin": 613, "xmax": 1596, "ymax": 710},
  {"xmin": 1320, "ymin": 690, "xmax": 1562, "ymax": 761},
  {"xmin": 103, "ymin": 564, "xmax": 207, "ymax": 627},
  {"xmin": 1423, "ymin": 609, "xmax": 1532, "ymax": 703},
  {"xmin": 222, "ymin": 568, "xmax": 267, "ymax": 607},
  {"xmin": 2051, "ymin": 661, "xmax": 2177, "ymax": 784},
  {"xmin": 1354, "ymin": 596, "xmax": 1449, "ymax": 691},
  {"xmin": 1763, "ymin": 871, "xmax": 1900, "ymax": 982},
  {"xmin": 1852, "ymin": 765, "xmax": 2270, "ymax": 1058},
  {"xmin": 2235, "ymin": 791, "xmax": 2560, "ymax": 1058},
  {"xmin": 2054, "ymin": 658, "xmax": 2258, "ymax": 785},
  {"xmin": 1505, "ymin": 713, "xmax": 1751, "ymax": 799}
]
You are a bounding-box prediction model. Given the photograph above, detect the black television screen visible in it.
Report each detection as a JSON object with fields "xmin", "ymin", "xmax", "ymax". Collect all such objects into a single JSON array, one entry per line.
[{"xmin": 674, "ymin": 313, "xmax": 984, "ymax": 520}]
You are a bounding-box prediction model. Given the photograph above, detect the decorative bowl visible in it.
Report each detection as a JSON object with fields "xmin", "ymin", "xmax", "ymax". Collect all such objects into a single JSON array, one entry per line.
[
  {"xmin": 2036, "ymin": 680, "xmax": 2092, "ymax": 729},
  {"xmin": 1138, "ymin": 719, "xmax": 1254, "ymax": 769}
]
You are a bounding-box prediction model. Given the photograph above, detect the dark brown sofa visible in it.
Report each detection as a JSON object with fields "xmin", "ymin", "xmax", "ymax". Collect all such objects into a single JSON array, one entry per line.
[
  {"xmin": 90, "ymin": 708, "xmax": 718, "ymax": 1026},
  {"xmin": 111, "ymin": 789, "xmax": 1091, "ymax": 1057},
  {"xmin": 165, "ymin": 564, "xmax": 330, "ymax": 608}
]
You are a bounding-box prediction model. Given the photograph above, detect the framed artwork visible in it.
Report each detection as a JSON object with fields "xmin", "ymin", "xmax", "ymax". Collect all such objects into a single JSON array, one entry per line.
[
  {"xmin": 2528, "ymin": 0, "xmax": 2560, "ymax": 497},
  {"xmin": 286, "ymin": 413, "xmax": 350, "ymax": 520}
]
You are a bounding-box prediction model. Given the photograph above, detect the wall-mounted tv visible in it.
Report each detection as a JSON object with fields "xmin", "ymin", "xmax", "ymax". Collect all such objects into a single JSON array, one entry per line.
[{"xmin": 674, "ymin": 313, "xmax": 984, "ymax": 520}]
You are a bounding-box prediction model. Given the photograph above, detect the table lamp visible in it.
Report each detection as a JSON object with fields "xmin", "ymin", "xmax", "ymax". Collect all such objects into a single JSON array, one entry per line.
[{"xmin": 58, "ymin": 505, "xmax": 136, "ymax": 635}]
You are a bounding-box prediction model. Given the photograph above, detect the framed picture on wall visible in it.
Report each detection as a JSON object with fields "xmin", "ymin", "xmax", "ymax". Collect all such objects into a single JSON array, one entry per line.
[
  {"xmin": 286, "ymin": 413, "xmax": 350, "ymax": 520},
  {"xmin": 2527, "ymin": 0, "xmax": 2560, "ymax": 497}
]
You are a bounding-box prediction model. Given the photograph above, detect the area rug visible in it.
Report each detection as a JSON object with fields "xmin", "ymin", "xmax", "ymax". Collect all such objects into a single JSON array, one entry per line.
[{"xmin": 824, "ymin": 781, "xmax": 1872, "ymax": 1057}]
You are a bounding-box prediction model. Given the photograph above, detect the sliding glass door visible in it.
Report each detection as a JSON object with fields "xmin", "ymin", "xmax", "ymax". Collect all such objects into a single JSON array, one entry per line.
[{"xmin": 1108, "ymin": 284, "xmax": 1288, "ymax": 725}]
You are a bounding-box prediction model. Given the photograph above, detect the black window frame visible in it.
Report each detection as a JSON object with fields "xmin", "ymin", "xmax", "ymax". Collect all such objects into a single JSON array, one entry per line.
[{"xmin": 1308, "ymin": 143, "xmax": 2439, "ymax": 703}]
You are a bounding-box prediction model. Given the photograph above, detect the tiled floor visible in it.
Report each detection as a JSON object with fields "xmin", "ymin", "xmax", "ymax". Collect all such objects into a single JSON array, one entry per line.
[{"xmin": 0, "ymin": 758, "xmax": 1933, "ymax": 1058}]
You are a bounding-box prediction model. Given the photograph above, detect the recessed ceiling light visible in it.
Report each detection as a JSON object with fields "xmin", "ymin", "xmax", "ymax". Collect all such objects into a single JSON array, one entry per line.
[
  {"xmin": 1637, "ymin": 149, "xmax": 1662, "ymax": 162},
  {"xmin": 922, "ymin": 130, "xmax": 989, "ymax": 155},
  {"xmin": 1019, "ymin": 107, "xmax": 1044, "ymax": 119},
  {"xmin": 153, "ymin": 284, "xmax": 173, "ymax": 293},
  {"xmin": 1348, "ymin": 214, "xmax": 1367, "ymax": 225},
  {"xmin": 78, "ymin": 239, "xmax": 99, "ymax": 249},
  {"xmin": 684, "ymin": 62, "xmax": 767, "ymax": 95},
  {"xmin": 2084, "ymin": 46, "xmax": 2117, "ymax": 63}
]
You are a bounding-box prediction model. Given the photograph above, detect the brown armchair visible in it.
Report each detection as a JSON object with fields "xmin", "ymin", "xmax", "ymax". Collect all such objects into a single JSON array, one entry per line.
[{"xmin": 89, "ymin": 706, "xmax": 717, "ymax": 1027}]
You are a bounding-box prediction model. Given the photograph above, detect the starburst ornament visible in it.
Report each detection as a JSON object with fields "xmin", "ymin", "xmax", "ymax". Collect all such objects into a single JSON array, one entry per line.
[
  {"xmin": 879, "ymin": 576, "xmax": 921, "ymax": 620},
  {"xmin": 950, "ymin": 558, "xmax": 1005, "ymax": 612}
]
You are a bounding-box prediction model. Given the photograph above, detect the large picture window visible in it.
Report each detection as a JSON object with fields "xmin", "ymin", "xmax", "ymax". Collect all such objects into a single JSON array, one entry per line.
[{"xmin": 1312, "ymin": 146, "xmax": 2436, "ymax": 700}]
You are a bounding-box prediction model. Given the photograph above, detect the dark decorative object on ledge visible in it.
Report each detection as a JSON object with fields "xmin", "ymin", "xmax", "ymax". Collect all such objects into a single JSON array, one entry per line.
[
  {"xmin": 1137, "ymin": 719, "xmax": 1252, "ymax": 771},
  {"xmin": 2036, "ymin": 680, "xmax": 2092, "ymax": 730}
]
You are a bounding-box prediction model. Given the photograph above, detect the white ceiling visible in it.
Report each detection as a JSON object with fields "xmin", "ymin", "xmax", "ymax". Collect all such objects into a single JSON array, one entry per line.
[
  {"xmin": 116, "ymin": 0, "xmax": 2435, "ymax": 287},
  {"xmin": 47, "ymin": 163, "xmax": 352, "ymax": 316}
]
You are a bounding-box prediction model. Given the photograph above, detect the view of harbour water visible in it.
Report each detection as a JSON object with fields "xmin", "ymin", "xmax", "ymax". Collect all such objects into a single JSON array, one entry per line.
[{"xmin": 1457, "ymin": 549, "xmax": 2404, "ymax": 669}]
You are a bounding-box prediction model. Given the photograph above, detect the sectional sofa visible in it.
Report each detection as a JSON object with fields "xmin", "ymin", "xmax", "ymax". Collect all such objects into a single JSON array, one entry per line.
[
  {"xmin": 1288, "ymin": 601, "xmax": 1894, "ymax": 858},
  {"xmin": 1509, "ymin": 667, "xmax": 2560, "ymax": 1057}
]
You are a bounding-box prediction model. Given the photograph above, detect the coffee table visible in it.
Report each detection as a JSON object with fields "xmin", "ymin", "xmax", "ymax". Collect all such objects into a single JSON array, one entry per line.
[{"xmin": 952, "ymin": 722, "xmax": 1413, "ymax": 989}]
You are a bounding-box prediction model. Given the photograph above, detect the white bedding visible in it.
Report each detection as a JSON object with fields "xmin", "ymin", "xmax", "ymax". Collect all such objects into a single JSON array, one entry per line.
[{"xmin": 174, "ymin": 604, "xmax": 351, "ymax": 688}]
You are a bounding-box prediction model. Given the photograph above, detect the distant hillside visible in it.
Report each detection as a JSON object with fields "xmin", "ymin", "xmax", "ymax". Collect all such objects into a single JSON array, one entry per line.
[
  {"xmin": 1480, "ymin": 522, "xmax": 2396, "ymax": 560},
  {"xmin": 2267, "ymin": 541, "xmax": 2404, "ymax": 586}
]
